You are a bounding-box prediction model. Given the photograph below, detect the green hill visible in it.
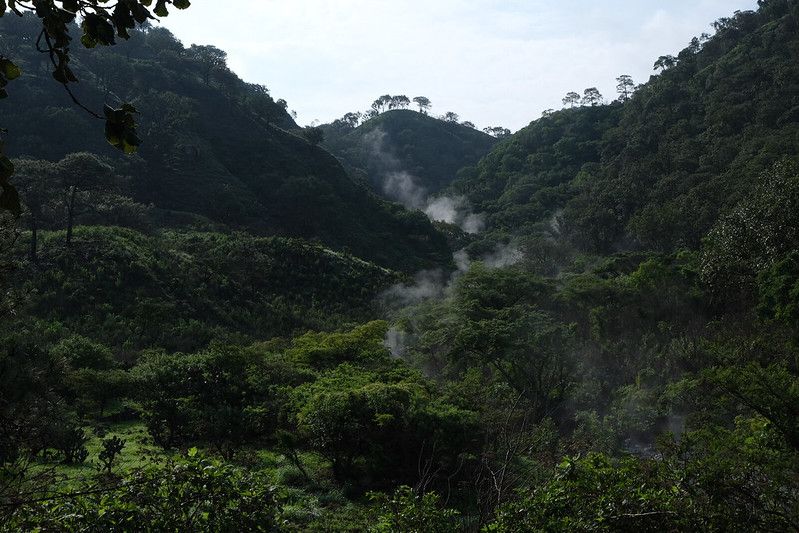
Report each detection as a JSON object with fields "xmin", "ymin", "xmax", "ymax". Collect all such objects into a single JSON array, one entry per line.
[
  {"xmin": 0, "ymin": 18, "xmax": 450, "ymax": 272},
  {"xmin": 322, "ymin": 109, "xmax": 497, "ymax": 201},
  {"xmin": 15, "ymin": 226, "xmax": 399, "ymax": 352},
  {"xmin": 454, "ymin": 2, "xmax": 799, "ymax": 253}
]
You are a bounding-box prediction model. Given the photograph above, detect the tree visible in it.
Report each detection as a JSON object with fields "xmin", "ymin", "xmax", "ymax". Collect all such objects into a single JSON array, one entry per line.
[
  {"xmin": 654, "ymin": 55, "xmax": 677, "ymax": 71},
  {"xmin": 462, "ymin": 121, "xmax": 476, "ymax": 129},
  {"xmin": 372, "ymin": 94, "xmax": 393, "ymax": 114},
  {"xmin": 0, "ymin": 1, "xmax": 192, "ymax": 216},
  {"xmin": 133, "ymin": 347, "xmax": 277, "ymax": 456},
  {"xmin": 413, "ymin": 96, "xmax": 432, "ymax": 114},
  {"xmin": 390, "ymin": 95, "xmax": 411, "ymax": 110},
  {"xmin": 581, "ymin": 87, "xmax": 604, "ymax": 106},
  {"xmin": 240, "ymin": 83, "xmax": 285, "ymax": 127},
  {"xmin": 6, "ymin": 451, "xmax": 279, "ymax": 531},
  {"xmin": 188, "ymin": 44, "xmax": 228, "ymax": 85},
  {"xmin": 51, "ymin": 335, "xmax": 116, "ymax": 370},
  {"xmin": 443, "ymin": 112, "xmax": 460, "ymax": 123},
  {"xmin": 483, "ymin": 126, "xmax": 511, "ymax": 139},
  {"xmin": 615, "ymin": 75, "xmax": 635, "ymax": 101},
  {"xmin": 13, "ymin": 159, "xmax": 58, "ymax": 261},
  {"xmin": 98, "ymin": 436, "xmax": 125, "ymax": 475},
  {"xmin": 302, "ymin": 126, "xmax": 325, "ymax": 145},
  {"xmin": 562, "ymin": 91, "xmax": 581, "ymax": 108},
  {"xmin": 340, "ymin": 111, "xmax": 362, "ymax": 129},
  {"xmin": 370, "ymin": 486, "xmax": 459, "ymax": 533},
  {"xmin": 57, "ymin": 153, "xmax": 113, "ymax": 246}
]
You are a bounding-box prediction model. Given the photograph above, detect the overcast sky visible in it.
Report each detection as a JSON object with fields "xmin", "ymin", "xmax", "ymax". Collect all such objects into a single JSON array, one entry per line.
[{"xmin": 161, "ymin": 0, "xmax": 758, "ymax": 131}]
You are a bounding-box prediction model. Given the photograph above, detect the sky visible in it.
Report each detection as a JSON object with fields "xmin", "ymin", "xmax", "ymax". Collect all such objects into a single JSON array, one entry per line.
[{"xmin": 161, "ymin": 0, "xmax": 759, "ymax": 131}]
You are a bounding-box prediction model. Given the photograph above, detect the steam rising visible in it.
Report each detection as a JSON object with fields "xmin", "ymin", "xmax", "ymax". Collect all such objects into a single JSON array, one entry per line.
[
  {"xmin": 364, "ymin": 128, "xmax": 485, "ymax": 234},
  {"xmin": 383, "ymin": 171, "xmax": 427, "ymax": 209},
  {"xmin": 482, "ymin": 242, "xmax": 523, "ymax": 268},
  {"xmin": 384, "ymin": 326, "xmax": 411, "ymax": 359},
  {"xmin": 381, "ymin": 243, "xmax": 523, "ymax": 357},
  {"xmin": 380, "ymin": 269, "xmax": 449, "ymax": 308},
  {"xmin": 424, "ymin": 197, "xmax": 486, "ymax": 234}
]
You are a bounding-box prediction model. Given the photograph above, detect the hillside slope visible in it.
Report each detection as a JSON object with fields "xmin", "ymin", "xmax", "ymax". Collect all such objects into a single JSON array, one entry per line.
[
  {"xmin": 322, "ymin": 110, "xmax": 497, "ymax": 201},
  {"xmin": 0, "ymin": 18, "xmax": 451, "ymax": 272},
  {"xmin": 16, "ymin": 226, "xmax": 399, "ymax": 352},
  {"xmin": 454, "ymin": 2, "xmax": 799, "ymax": 253}
]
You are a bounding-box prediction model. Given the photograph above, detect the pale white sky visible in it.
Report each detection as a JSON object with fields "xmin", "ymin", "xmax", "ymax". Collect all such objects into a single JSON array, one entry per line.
[{"xmin": 161, "ymin": 0, "xmax": 758, "ymax": 131}]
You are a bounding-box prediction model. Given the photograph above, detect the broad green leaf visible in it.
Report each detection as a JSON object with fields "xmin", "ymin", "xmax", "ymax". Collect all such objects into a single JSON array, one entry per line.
[
  {"xmin": 1, "ymin": 59, "xmax": 20, "ymax": 80},
  {"xmin": 154, "ymin": 0, "xmax": 169, "ymax": 17}
]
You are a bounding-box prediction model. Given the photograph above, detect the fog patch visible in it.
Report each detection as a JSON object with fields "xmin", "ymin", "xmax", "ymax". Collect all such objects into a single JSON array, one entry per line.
[
  {"xmin": 383, "ymin": 171, "xmax": 427, "ymax": 209},
  {"xmin": 364, "ymin": 128, "xmax": 485, "ymax": 234},
  {"xmin": 483, "ymin": 242, "xmax": 523, "ymax": 268},
  {"xmin": 384, "ymin": 326, "xmax": 411, "ymax": 359},
  {"xmin": 381, "ymin": 245, "xmax": 526, "ymax": 363},
  {"xmin": 423, "ymin": 196, "xmax": 485, "ymax": 234},
  {"xmin": 380, "ymin": 269, "xmax": 448, "ymax": 309}
]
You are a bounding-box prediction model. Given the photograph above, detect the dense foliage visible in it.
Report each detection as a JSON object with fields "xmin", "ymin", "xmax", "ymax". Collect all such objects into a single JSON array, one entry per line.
[
  {"xmin": 0, "ymin": 16, "xmax": 451, "ymax": 272},
  {"xmin": 2, "ymin": 1, "xmax": 799, "ymax": 531},
  {"xmin": 13, "ymin": 226, "xmax": 399, "ymax": 350},
  {"xmin": 323, "ymin": 109, "xmax": 497, "ymax": 196},
  {"xmin": 455, "ymin": 1, "xmax": 799, "ymax": 254}
]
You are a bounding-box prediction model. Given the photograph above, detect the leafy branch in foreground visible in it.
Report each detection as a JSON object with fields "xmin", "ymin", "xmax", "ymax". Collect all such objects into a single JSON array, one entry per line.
[{"xmin": 0, "ymin": 0, "xmax": 192, "ymax": 214}]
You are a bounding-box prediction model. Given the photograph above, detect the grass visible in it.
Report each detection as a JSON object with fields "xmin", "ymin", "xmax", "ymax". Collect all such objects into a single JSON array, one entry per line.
[
  {"xmin": 28, "ymin": 421, "xmax": 166, "ymax": 491},
  {"xmin": 23, "ymin": 421, "xmax": 377, "ymax": 531}
]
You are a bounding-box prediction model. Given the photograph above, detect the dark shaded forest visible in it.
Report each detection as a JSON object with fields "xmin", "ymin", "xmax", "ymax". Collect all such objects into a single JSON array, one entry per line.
[{"xmin": 2, "ymin": 1, "xmax": 799, "ymax": 531}]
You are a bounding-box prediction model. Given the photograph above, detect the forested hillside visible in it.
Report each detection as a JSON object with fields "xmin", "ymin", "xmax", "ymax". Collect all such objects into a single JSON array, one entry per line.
[
  {"xmin": 3, "ymin": 1, "xmax": 799, "ymax": 531},
  {"xmin": 0, "ymin": 16, "xmax": 450, "ymax": 272},
  {"xmin": 14, "ymin": 226, "xmax": 399, "ymax": 352},
  {"xmin": 323, "ymin": 109, "xmax": 497, "ymax": 199},
  {"xmin": 454, "ymin": 1, "xmax": 799, "ymax": 254}
]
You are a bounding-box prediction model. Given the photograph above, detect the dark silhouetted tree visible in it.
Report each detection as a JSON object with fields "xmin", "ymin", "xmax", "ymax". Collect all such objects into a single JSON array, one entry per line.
[
  {"xmin": 341, "ymin": 112, "xmax": 362, "ymax": 129},
  {"xmin": 654, "ymin": 55, "xmax": 677, "ymax": 71},
  {"xmin": 390, "ymin": 95, "xmax": 411, "ymax": 110},
  {"xmin": 483, "ymin": 127, "xmax": 511, "ymax": 139},
  {"xmin": 616, "ymin": 75, "xmax": 635, "ymax": 101},
  {"xmin": 582, "ymin": 87, "xmax": 604, "ymax": 106},
  {"xmin": 413, "ymin": 96, "xmax": 432, "ymax": 114},
  {"xmin": 562, "ymin": 92, "xmax": 581, "ymax": 108},
  {"xmin": 188, "ymin": 45, "xmax": 228, "ymax": 85},
  {"xmin": 372, "ymin": 95, "xmax": 392, "ymax": 113},
  {"xmin": 58, "ymin": 153, "xmax": 113, "ymax": 246},
  {"xmin": 14, "ymin": 159, "xmax": 57, "ymax": 261},
  {"xmin": 303, "ymin": 126, "xmax": 325, "ymax": 145}
]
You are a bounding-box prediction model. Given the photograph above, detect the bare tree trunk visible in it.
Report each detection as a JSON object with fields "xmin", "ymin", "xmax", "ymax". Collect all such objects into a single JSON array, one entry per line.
[
  {"xmin": 29, "ymin": 215, "xmax": 38, "ymax": 262},
  {"xmin": 66, "ymin": 186, "xmax": 76, "ymax": 246}
]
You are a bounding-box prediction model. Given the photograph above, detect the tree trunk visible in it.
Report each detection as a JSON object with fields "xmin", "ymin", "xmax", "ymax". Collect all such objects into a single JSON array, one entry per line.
[
  {"xmin": 66, "ymin": 186, "xmax": 76, "ymax": 246},
  {"xmin": 29, "ymin": 215, "xmax": 38, "ymax": 262}
]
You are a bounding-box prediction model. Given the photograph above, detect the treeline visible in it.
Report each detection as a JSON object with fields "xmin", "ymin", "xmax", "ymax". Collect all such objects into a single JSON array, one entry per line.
[
  {"xmin": 326, "ymin": 95, "xmax": 511, "ymax": 138},
  {"xmin": 455, "ymin": 2, "xmax": 799, "ymax": 253}
]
